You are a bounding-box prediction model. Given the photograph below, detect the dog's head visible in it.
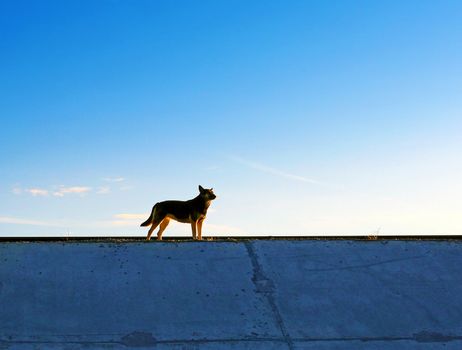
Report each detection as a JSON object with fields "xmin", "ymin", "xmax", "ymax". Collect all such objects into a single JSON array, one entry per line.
[{"xmin": 199, "ymin": 185, "xmax": 217, "ymax": 200}]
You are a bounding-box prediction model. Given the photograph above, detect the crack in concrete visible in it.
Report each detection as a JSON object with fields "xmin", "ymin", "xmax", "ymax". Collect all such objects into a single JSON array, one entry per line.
[
  {"xmin": 300, "ymin": 254, "xmax": 427, "ymax": 272},
  {"xmin": 292, "ymin": 331, "xmax": 462, "ymax": 343},
  {"xmin": 2, "ymin": 331, "xmax": 462, "ymax": 347},
  {"xmin": 0, "ymin": 337, "xmax": 288, "ymax": 348},
  {"xmin": 245, "ymin": 241, "xmax": 294, "ymax": 350}
]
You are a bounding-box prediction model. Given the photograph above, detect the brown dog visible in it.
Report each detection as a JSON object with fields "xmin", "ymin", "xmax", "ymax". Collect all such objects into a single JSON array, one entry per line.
[{"xmin": 141, "ymin": 185, "xmax": 216, "ymax": 240}]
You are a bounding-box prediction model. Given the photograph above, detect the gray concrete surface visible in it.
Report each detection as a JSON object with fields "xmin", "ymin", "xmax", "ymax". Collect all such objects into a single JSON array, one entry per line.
[{"xmin": 0, "ymin": 239, "xmax": 461, "ymax": 349}]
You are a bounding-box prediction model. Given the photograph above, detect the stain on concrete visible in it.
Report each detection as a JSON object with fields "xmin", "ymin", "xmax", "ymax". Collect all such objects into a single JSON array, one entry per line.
[{"xmin": 120, "ymin": 331, "xmax": 157, "ymax": 347}]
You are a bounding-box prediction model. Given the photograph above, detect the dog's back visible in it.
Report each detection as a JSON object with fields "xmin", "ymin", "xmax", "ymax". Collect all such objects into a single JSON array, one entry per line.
[{"xmin": 155, "ymin": 200, "xmax": 195, "ymax": 223}]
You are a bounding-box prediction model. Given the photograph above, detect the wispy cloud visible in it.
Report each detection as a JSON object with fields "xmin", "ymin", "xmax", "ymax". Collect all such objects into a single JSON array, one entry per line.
[
  {"xmin": 96, "ymin": 186, "xmax": 111, "ymax": 195},
  {"xmin": 102, "ymin": 177, "xmax": 125, "ymax": 183},
  {"xmin": 230, "ymin": 155, "xmax": 321, "ymax": 184},
  {"xmin": 0, "ymin": 216, "xmax": 62, "ymax": 227},
  {"xmin": 111, "ymin": 220, "xmax": 139, "ymax": 227},
  {"xmin": 13, "ymin": 185, "xmax": 93, "ymax": 197},
  {"xmin": 114, "ymin": 213, "xmax": 147, "ymax": 220},
  {"xmin": 53, "ymin": 186, "xmax": 91, "ymax": 197},
  {"xmin": 26, "ymin": 188, "xmax": 49, "ymax": 196},
  {"xmin": 206, "ymin": 223, "xmax": 248, "ymax": 235},
  {"xmin": 12, "ymin": 187, "xmax": 22, "ymax": 195},
  {"xmin": 110, "ymin": 213, "xmax": 147, "ymax": 226}
]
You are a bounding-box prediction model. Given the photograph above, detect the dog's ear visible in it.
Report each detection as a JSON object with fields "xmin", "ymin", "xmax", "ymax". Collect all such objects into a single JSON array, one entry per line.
[{"xmin": 199, "ymin": 185, "xmax": 205, "ymax": 193}]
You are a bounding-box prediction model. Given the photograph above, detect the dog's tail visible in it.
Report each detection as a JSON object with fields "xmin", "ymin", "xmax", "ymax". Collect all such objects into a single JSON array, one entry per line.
[{"xmin": 140, "ymin": 205, "xmax": 157, "ymax": 227}]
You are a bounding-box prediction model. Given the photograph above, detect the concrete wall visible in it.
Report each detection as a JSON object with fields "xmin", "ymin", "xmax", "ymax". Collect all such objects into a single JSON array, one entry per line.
[{"xmin": 1, "ymin": 240, "xmax": 462, "ymax": 349}]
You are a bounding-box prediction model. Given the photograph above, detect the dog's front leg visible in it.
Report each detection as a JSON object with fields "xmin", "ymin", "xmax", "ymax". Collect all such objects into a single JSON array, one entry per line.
[
  {"xmin": 190, "ymin": 221, "xmax": 197, "ymax": 240},
  {"xmin": 197, "ymin": 218, "xmax": 204, "ymax": 240}
]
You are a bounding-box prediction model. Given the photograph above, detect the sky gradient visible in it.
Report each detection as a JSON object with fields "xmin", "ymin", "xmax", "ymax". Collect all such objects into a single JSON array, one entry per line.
[{"xmin": 1, "ymin": 0, "xmax": 461, "ymax": 236}]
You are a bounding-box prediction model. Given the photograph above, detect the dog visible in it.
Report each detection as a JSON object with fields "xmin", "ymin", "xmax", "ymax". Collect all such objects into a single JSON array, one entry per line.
[{"xmin": 141, "ymin": 185, "xmax": 216, "ymax": 240}]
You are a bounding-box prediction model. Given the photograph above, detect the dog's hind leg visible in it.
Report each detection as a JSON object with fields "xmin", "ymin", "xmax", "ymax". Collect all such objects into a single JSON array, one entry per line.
[
  {"xmin": 146, "ymin": 220, "xmax": 160, "ymax": 241},
  {"xmin": 157, "ymin": 218, "xmax": 170, "ymax": 241}
]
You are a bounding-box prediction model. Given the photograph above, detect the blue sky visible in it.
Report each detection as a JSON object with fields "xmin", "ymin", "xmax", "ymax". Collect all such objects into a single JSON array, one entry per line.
[{"xmin": 1, "ymin": 0, "xmax": 461, "ymax": 236}]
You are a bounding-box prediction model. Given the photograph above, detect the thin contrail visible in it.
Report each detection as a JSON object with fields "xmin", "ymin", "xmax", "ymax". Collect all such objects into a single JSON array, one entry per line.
[
  {"xmin": 0, "ymin": 216, "xmax": 63, "ymax": 227},
  {"xmin": 230, "ymin": 155, "xmax": 322, "ymax": 184}
]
